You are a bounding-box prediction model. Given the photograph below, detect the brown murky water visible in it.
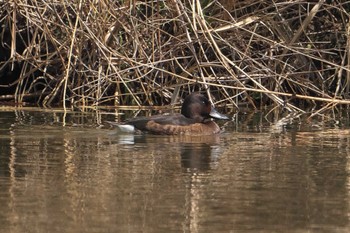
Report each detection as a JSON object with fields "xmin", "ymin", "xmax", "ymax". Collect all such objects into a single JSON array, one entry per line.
[{"xmin": 1, "ymin": 109, "xmax": 350, "ymax": 232}]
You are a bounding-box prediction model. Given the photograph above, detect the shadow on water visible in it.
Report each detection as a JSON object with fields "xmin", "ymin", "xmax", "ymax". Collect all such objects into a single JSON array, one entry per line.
[{"xmin": 1, "ymin": 109, "xmax": 350, "ymax": 232}]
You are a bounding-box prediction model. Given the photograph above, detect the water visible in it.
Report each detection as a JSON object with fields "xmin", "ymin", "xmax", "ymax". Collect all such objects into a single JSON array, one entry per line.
[{"xmin": 1, "ymin": 109, "xmax": 350, "ymax": 232}]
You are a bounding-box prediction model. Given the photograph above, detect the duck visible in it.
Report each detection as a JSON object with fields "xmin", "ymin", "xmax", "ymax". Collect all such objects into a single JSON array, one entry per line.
[{"xmin": 111, "ymin": 93, "xmax": 230, "ymax": 135}]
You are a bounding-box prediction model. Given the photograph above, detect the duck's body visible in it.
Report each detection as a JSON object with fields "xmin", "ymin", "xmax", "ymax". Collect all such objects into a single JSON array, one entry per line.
[{"xmin": 114, "ymin": 93, "xmax": 230, "ymax": 135}]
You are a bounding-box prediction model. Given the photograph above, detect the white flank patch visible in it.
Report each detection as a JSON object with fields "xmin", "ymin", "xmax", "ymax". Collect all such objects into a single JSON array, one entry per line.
[{"xmin": 116, "ymin": 124, "xmax": 135, "ymax": 133}]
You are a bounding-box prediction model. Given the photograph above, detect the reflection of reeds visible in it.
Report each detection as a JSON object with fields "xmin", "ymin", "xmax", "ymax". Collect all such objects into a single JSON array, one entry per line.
[{"xmin": 1, "ymin": 1, "xmax": 350, "ymax": 111}]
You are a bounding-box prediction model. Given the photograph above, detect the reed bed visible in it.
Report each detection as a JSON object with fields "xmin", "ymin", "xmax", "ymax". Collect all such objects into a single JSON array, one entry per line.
[{"xmin": 0, "ymin": 0, "xmax": 350, "ymax": 112}]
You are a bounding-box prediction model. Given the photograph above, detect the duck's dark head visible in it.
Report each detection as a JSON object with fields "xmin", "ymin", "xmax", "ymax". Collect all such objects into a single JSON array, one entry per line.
[{"xmin": 181, "ymin": 93, "xmax": 230, "ymax": 122}]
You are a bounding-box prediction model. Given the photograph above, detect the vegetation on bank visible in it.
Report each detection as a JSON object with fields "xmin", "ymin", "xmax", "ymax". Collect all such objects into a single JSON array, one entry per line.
[{"xmin": 0, "ymin": 0, "xmax": 350, "ymax": 113}]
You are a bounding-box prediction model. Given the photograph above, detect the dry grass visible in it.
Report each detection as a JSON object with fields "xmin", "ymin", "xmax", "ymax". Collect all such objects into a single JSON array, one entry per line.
[{"xmin": 1, "ymin": 0, "xmax": 350, "ymax": 113}]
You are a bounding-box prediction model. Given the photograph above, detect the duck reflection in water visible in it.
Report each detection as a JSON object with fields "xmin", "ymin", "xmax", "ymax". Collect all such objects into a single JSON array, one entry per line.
[
  {"xmin": 114, "ymin": 134, "xmax": 222, "ymax": 172},
  {"xmin": 180, "ymin": 141, "xmax": 221, "ymax": 171}
]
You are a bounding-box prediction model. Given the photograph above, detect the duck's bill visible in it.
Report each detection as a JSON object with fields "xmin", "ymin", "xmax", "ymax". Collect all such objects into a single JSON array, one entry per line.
[{"xmin": 209, "ymin": 108, "xmax": 230, "ymax": 120}]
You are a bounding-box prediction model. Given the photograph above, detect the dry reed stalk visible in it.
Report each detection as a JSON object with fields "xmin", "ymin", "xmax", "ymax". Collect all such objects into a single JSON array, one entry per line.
[{"xmin": 0, "ymin": 0, "xmax": 349, "ymax": 114}]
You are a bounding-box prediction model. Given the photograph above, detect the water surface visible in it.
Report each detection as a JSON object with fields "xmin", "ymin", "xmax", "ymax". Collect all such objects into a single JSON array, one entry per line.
[{"xmin": 0, "ymin": 109, "xmax": 350, "ymax": 232}]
